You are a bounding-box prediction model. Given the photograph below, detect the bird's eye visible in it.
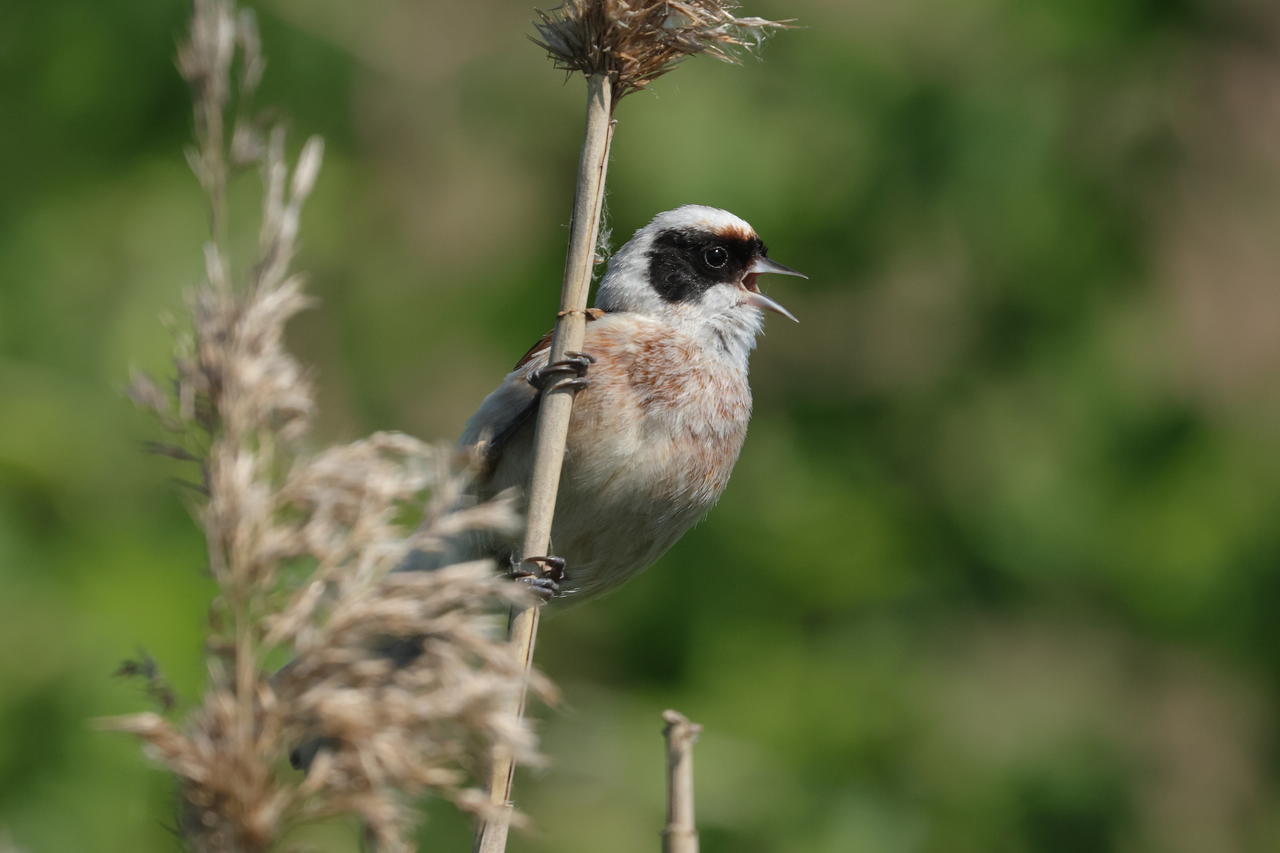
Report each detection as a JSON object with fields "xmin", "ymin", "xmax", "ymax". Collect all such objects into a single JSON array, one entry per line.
[{"xmin": 703, "ymin": 245, "xmax": 728, "ymax": 269}]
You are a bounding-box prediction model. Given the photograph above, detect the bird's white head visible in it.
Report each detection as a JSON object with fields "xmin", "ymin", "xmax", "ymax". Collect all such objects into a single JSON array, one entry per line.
[{"xmin": 595, "ymin": 205, "xmax": 806, "ymax": 362}]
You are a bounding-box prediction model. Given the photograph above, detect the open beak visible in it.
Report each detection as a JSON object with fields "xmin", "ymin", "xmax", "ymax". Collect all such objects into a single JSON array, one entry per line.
[{"xmin": 743, "ymin": 256, "xmax": 807, "ymax": 323}]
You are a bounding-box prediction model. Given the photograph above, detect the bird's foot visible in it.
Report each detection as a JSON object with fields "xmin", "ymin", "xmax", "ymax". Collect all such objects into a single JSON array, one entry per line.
[
  {"xmin": 528, "ymin": 351, "xmax": 594, "ymax": 392},
  {"xmin": 510, "ymin": 554, "xmax": 566, "ymax": 603}
]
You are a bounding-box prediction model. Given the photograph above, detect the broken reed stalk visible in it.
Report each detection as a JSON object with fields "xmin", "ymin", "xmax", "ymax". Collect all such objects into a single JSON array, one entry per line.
[
  {"xmin": 663, "ymin": 710, "xmax": 703, "ymax": 853},
  {"xmin": 475, "ymin": 4, "xmax": 790, "ymax": 852}
]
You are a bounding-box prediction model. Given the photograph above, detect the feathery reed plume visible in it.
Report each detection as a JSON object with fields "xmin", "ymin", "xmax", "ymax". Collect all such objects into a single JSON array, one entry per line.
[
  {"xmin": 105, "ymin": 2, "xmax": 545, "ymax": 850},
  {"xmin": 475, "ymin": 3, "xmax": 788, "ymax": 851},
  {"xmin": 662, "ymin": 710, "xmax": 703, "ymax": 853},
  {"xmin": 533, "ymin": 0, "xmax": 790, "ymax": 101}
]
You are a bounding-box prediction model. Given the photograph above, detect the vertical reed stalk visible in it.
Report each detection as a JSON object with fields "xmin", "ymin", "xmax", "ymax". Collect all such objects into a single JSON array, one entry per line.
[
  {"xmin": 663, "ymin": 710, "xmax": 703, "ymax": 853},
  {"xmin": 474, "ymin": 74, "xmax": 614, "ymax": 853}
]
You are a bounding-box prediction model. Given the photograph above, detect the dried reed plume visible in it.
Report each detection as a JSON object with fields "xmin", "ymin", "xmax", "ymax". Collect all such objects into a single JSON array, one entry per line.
[
  {"xmin": 533, "ymin": 0, "xmax": 791, "ymax": 101},
  {"xmin": 103, "ymin": 1, "xmax": 545, "ymax": 850}
]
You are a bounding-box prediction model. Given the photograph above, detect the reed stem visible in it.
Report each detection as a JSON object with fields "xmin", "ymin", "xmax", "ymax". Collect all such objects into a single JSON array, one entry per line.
[{"xmin": 473, "ymin": 72, "xmax": 615, "ymax": 853}]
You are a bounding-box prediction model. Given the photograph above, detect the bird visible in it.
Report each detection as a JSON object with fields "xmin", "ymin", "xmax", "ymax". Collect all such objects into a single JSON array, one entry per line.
[
  {"xmin": 424, "ymin": 204, "xmax": 805, "ymax": 603},
  {"xmin": 290, "ymin": 206, "xmax": 799, "ymax": 770}
]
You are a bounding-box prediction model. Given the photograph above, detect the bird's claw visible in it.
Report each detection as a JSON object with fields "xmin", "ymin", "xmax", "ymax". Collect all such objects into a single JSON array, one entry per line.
[
  {"xmin": 529, "ymin": 351, "xmax": 594, "ymax": 392},
  {"xmin": 510, "ymin": 555, "xmax": 566, "ymax": 603}
]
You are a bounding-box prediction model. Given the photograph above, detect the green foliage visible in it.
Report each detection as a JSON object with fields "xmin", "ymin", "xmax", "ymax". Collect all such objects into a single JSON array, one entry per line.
[{"xmin": 3, "ymin": 0, "xmax": 1279, "ymax": 850}]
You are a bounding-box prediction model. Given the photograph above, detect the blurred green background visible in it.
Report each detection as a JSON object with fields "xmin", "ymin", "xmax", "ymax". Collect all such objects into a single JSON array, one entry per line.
[{"xmin": 4, "ymin": 0, "xmax": 1280, "ymax": 850}]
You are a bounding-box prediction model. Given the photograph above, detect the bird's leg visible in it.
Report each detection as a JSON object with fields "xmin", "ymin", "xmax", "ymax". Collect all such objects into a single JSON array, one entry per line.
[
  {"xmin": 528, "ymin": 351, "xmax": 594, "ymax": 392},
  {"xmin": 508, "ymin": 554, "xmax": 566, "ymax": 603}
]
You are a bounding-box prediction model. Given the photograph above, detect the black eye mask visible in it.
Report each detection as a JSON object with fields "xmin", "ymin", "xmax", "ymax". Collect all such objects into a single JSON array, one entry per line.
[{"xmin": 646, "ymin": 228, "xmax": 760, "ymax": 304}]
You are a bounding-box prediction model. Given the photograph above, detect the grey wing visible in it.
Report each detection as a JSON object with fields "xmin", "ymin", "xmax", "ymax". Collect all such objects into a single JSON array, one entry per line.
[
  {"xmin": 400, "ymin": 357, "xmax": 548, "ymax": 573},
  {"xmin": 460, "ymin": 364, "xmax": 544, "ymax": 496}
]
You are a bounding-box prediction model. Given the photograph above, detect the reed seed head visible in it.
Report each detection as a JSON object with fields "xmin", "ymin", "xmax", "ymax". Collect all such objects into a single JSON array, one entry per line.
[{"xmin": 532, "ymin": 0, "xmax": 791, "ymax": 101}]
